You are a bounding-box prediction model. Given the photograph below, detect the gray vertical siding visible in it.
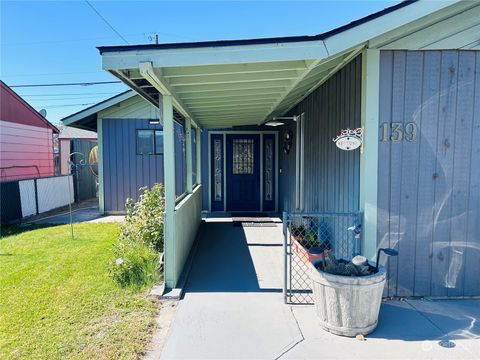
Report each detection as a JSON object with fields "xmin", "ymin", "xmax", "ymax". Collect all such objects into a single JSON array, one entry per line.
[
  {"xmin": 103, "ymin": 118, "xmax": 185, "ymax": 212},
  {"xmin": 279, "ymin": 56, "xmax": 362, "ymax": 214},
  {"xmin": 378, "ymin": 50, "xmax": 480, "ymax": 297}
]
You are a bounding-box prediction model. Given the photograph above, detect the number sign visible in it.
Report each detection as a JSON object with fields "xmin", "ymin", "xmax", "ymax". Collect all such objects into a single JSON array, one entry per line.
[{"xmin": 381, "ymin": 122, "xmax": 417, "ymax": 142}]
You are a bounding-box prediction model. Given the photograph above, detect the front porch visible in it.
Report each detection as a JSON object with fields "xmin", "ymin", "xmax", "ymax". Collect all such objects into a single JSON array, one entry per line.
[{"xmin": 98, "ymin": 33, "xmax": 376, "ymax": 289}]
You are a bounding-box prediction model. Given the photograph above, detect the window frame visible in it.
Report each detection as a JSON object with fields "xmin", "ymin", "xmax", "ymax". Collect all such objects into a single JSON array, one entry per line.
[{"xmin": 136, "ymin": 129, "xmax": 164, "ymax": 155}]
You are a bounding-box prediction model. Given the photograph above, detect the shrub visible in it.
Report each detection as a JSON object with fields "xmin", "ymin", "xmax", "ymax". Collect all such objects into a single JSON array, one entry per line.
[
  {"xmin": 121, "ymin": 184, "xmax": 165, "ymax": 252},
  {"xmin": 108, "ymin": 184, "xmax": 165, "ymax": 288}
]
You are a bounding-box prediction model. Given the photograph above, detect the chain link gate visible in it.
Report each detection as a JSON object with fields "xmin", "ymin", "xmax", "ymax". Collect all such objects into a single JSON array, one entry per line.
[{"xmin": 283, "ymin": 212, "xmax": 362, "ymax": 304}]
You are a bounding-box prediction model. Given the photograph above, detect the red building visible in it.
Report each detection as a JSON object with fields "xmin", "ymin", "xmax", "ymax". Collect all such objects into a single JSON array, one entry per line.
[{"xmin": 0, "ymin": 81, "xmax": 59, "ymax": 181}]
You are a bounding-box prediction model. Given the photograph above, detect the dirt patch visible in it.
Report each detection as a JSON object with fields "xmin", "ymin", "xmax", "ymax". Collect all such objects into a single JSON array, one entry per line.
[{"xmin": 143, "ymin": 300, "xmax": 179, "ymax": 359}]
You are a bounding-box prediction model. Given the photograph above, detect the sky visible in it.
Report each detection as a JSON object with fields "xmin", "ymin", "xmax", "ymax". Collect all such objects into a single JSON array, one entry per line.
[{"xmin": 1, "ymin": 0, "xmax": 398, "ymax": 126}]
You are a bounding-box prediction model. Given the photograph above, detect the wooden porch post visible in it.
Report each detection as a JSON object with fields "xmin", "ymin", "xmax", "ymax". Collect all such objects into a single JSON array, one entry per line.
[
  {"xmin": 162, "ymin": 94, "xmax": 177, "ymax": 289},
  {"xmin": 360, "ymin": 49, "xmax": 380, "ymax": 259}
]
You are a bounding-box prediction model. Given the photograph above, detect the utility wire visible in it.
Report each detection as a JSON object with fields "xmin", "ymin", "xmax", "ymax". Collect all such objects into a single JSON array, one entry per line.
[
  {"xmin": 19, "ymin": 92, "xmax": 120, "ymax": 97},
  {"xmin": 10, "ymin": 81, "xmax": 122, "ymax": 88},
  {"xmin": 26, "ymin": 96, "xmax": 117, "ymax": 101},
  {"xmin": 84, "ymin": 1, "xmax": 129, "ymax": 44},
  {"xmin": 1, "ymin": 33, "xmax": 145, "ymax": 46},
  {"xmin": 43, "ymin": 103, "xmax": 96, "ymax": 108},
  {"xmin": 1, "ymin": 70, "xmax": 105, "ymax": 78}
]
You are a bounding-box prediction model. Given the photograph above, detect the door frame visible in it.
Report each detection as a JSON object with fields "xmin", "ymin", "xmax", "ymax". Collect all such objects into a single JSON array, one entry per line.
[{"xmin": 208, "ymin": 130, "xmax": 278, "ymax": 213}]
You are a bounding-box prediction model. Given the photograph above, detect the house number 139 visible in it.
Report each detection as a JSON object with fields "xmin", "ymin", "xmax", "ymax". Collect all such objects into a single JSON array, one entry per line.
[{"xmin": 380, "ymin": 122, "xmax": 417, "ymax": 142}]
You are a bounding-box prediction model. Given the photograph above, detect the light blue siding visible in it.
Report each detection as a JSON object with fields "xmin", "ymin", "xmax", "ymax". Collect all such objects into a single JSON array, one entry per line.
[{"xmin": 378, "ymin": 50, "xmax": 480, "ymax": 297}]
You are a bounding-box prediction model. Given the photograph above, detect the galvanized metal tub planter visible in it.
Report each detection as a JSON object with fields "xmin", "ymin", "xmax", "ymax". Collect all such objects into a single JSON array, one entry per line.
[{"xmin": 309, "ymin": 260, "xmax": 386, "ymax": 337}]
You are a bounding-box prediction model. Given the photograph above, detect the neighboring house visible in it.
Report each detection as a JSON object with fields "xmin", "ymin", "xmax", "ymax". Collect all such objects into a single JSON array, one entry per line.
[
  {"xmin": 61, "ymin": 91, "xmax": 188, "ymax": 212},
  {"xmin": 0, "ymin": 81, "xmax": 59, "ymax": 181},
  {"xmin": 64, "ymin": 0, "xmax": 480, "ymax": 298}
]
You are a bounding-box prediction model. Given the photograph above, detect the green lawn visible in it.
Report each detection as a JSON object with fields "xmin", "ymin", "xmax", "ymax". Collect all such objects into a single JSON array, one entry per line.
[{"xmin": 0, "ymin": 223, "xmax": 159, "ymax": 360}]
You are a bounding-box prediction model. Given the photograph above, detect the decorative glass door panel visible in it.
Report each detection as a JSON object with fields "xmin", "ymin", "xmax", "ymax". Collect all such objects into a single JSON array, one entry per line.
[
  {"xmin": 210, "ymin": 134, "xmax": 224, "ymax": 211},
  {"xmin": 263, "ymin": 134, "xmax": 276, "ymax": 211},
  {"xmin": 226, "ymin": 134, "xmax": 260, "ymax": 212}
]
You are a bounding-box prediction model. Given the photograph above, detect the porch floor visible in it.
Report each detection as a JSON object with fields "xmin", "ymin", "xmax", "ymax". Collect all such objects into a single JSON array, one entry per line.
[{"xmin": 159, "ymin": 219, "xmax": 480, "ymax": 359}]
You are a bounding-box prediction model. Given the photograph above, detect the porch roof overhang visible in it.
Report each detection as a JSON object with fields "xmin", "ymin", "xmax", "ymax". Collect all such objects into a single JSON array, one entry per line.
[{"xmin": 97, "ymin": 0, "xmax": 470, "ymax": 129}]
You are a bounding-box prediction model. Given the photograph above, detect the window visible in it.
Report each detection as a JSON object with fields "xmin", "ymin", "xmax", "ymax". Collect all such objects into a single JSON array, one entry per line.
[
  {"xmin": 232, "ymin": 138, "xmax": 254, "ymax": 174},
  {"xmin": 214, "ymin": 138, "xmax": 222, "ymax": 201},
  {"xmin": 265, "ymin": 138, "xmax": 273, "ymax": 201},
  {"xmin": 192, "ymin": 127, "xmax": 197, "ymax": 185},
  {"xmin": 155, "ymin": 130, "xmax": 164, "ymax": 154},
  {"xmin": 136, "ymin": 130, "xmax": 163, "ymax": 155}
]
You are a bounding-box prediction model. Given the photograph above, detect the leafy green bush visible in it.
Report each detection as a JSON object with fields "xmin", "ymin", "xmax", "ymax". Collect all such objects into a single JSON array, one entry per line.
[
  {"xmin": 108, "ymin": 184, "xmax": 165, "ymax": 288},
  {"xmin": 121, "ymin": 184, "xmax": 165, "ymax": 252}
]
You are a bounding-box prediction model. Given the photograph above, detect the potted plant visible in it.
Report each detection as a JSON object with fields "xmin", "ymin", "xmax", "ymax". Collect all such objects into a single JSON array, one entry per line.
[
  {"xmin": 290, "ymin": 226, "xmax": 329, "ymax": 265},
  {"xmin": 309, "ymin": 249, "xmax": 397, "ymax": 337}
]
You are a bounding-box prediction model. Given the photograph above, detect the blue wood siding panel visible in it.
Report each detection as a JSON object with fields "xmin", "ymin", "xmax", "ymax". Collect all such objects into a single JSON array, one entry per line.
[
  {"xmin": 102, "ymin": 118, "xmax": 185, "ymax": 212},
  {"xmin": 378, "ymin": 50, "xmax": 480, "ymax": 297},
  {"xmin": 278, "ymin": 56, "xmax": 361, "ymax": 214}
]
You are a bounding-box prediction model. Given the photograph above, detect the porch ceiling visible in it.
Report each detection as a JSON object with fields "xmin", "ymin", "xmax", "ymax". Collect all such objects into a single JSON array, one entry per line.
[{"xmin": 103, "ymin": 47, "xmax": 361, "ymax": 128}]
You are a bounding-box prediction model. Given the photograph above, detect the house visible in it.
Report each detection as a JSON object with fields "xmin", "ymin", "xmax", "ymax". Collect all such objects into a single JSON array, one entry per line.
[
  {"xmin": 0, "ymin": 80, "xmax": 59, "ymax": 181},
  {"xmin": 61, "ymin": 91, "xmax": 188, "ymax": 212},
  {"xmin": 64, "ymin": 0, "xmax": 480, "ymax": 298}
]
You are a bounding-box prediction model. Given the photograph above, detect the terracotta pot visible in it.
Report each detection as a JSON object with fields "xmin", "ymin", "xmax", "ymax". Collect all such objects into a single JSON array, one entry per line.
[{"xmin": 291, "ymin": 237, "xmax": 324, "ymax": 265}]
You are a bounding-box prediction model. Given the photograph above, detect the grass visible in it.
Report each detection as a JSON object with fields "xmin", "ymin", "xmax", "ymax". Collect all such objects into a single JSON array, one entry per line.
[{"xmin": 0, "ymin": 223, "xmax": 160, "ymax": 360}]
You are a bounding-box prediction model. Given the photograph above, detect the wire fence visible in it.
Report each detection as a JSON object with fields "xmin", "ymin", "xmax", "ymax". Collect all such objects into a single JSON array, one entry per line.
[{"xmin": 283, "ymin": 212, "xmax": 362, "ymax": 304}]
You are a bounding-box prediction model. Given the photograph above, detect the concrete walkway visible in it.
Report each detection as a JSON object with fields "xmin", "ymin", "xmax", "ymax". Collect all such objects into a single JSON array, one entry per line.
[
  {"xmin": 159, "ymin": 220, "xmax": 480, "ymax": 359},
  {"xmin": 27, "ymin": 206, "xmax": 124, "ymax": 224}
]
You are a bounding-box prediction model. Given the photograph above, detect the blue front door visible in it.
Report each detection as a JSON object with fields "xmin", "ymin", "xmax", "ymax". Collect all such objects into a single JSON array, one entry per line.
[{"xmin": 226, "ymin": 134, "xmax": 260, "ymax": 212}]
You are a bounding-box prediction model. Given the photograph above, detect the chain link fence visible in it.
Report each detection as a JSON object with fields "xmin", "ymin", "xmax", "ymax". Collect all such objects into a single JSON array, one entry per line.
[{"xmin": 283, "ymin": 212, "xmax": 362, "ymax": 304}]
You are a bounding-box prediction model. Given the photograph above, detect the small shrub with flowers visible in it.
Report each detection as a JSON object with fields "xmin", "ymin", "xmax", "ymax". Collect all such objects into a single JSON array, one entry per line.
[{"xmin": 108, "ymin": 184, "xmax": 165, "ymax": 288}]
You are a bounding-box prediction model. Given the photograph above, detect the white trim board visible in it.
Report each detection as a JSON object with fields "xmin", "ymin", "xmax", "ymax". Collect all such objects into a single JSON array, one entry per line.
[{"xmin": 62, "ymin": 91, "xmax": 135, "ymax": 126}]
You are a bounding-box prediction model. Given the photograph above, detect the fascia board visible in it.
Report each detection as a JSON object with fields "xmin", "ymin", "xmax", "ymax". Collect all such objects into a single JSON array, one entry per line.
[
  {"xmin": 102, "ymin": 40, "xmax": 328, "ymax": 70},
  {"xmin": 323, "ymin": 0, "xmax": 459, "ymax": 54}
]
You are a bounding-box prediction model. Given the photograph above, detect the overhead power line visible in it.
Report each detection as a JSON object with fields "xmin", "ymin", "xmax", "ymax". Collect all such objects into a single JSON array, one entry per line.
[
  {"xmin": 26, "ymin": 96, "xmax": 117, "ymax": 101},
  {"xmin": 19, "ymin": 92, "xmax": 120, "ymax": 97},
  {"xmin": 1, "ymin": 70, "xmax": 105, "ymax": 78},
  {"xmin": 45, "ymin": 103, "xmax": 96, "ymax": 108},
  {"xmin": 0, "ymin": 33, "xmax": 146, "ymax": 47},
  {"xmin": 85, "ymin": 1, "xmax": 129, "ymax": 44},
  {"xmin": 9, "ymin": 81, "xmax": 122, "ymax": 88}
]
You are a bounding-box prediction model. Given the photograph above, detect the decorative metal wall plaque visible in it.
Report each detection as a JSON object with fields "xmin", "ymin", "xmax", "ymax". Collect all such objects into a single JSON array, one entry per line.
[{"xmin": 333, "ymin": 128, "xmax": 363, "ymax": 151}]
